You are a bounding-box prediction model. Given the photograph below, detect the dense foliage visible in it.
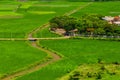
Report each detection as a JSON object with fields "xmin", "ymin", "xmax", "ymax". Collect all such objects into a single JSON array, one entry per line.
[
  {"xmin": 50, "ymin": 14, "xmax": 120, "ymax": 37},
  {"xmin": 61, "ymin": 63, "xmax": 120, "ymax": 80}
]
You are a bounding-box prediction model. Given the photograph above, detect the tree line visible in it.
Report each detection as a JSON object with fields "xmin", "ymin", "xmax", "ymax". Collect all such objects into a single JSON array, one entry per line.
[{"xmin": 49, "ymin": 14, "xmax": 120, "ymax": 37}]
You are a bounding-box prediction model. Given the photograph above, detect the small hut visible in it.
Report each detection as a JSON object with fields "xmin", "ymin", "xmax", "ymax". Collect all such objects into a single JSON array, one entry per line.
[
  {"xmin": 86, "ymin": 28, "xmax": 95, "ymax": 36},
  {"xmin": 69, "ymin": 29, "xmax": 78, "ymax": 36}
]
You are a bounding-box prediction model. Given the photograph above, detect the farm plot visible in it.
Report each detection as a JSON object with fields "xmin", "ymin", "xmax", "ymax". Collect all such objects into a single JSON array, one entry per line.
[
  {"xmin": 0, "ymin": 2, "xmax": 86, "ymax": 38},
  {"xmin": 0, "ymin": 3, "xmax": 54, "ymax": 38},
  {"xmin": 0, "ymin": 41, "xmax": 47, "ymax": 78},
  {"xmin": 0, "ymin": 4, "xmax": 17, "ymax": 11},
  {"xmin": 16, "ymin": 39, "xmax": 120, "ymax": 80},
  {"xmin": 72, "ymin": 2, "xmax": 120, "ymax": 16},
  {"xmin": 0, "ymin": 3, "xmax": 23, "ymax": 18}
]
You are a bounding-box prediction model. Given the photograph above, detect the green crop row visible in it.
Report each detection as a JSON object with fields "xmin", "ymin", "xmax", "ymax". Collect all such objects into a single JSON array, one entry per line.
[
  {"xmin": 72, "ymin": 2, "xmax": 120, "ymax": 16},
  {"xmin": 16, "ymin": 39, "xmax": 120, "ymax": 80},
  {"xmin": 0, "ymin": 41, "xmax": 47, "ymax": 77},
  {"xmin": 0, "ymin": 2, "xmax": 86, "ymax": 38}
]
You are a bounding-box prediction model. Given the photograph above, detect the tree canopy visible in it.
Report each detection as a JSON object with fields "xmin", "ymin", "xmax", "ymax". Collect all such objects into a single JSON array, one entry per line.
[{"xmin": 49, "ymin": 14, "xmax": 120, "ymax": 36}]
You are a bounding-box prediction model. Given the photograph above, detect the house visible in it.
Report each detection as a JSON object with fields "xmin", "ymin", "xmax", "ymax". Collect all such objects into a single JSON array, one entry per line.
[
  {"xmin": 102, "ymin": 15, "xmax": 120, "ymax": 26},
  {"xmin": 102, "ymin": 16, "xmax": 114, "ymax": 21},
  {"xmin": 69, "ymin": 29, "xmax": 78, "ymax": 36},
  {"xmin": 113, "ymin": 22, "xmax": 120, "ymax": 26}
]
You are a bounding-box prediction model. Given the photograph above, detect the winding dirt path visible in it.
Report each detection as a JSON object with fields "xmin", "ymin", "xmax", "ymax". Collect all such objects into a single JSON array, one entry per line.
[
  {"xmin": 1, "ymin": 41, "xmax": 61, "ymax": 80},
  {"xmin": 0, "ymin": 2, "xmax": 92, "ymax": 80}
]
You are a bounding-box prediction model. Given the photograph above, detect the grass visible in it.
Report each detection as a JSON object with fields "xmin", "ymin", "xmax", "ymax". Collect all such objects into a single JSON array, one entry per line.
[
  {"xmin": 0, "ymin": 41, "xmax": 47, "ymax": 77},
  {"xmin": 72, "ymin": 2, "xmax": 120, "ymax": 16},
  {"xmin": 60, "ymin": 63, "xmax": 120, "ymax": 80},
  {"xmin": 0, "ymin": 2, "xmax": 86, "ymax": 38},
  {"xmin": 34, "ymin": 27, "xmax": 61, "ymax": 38},
  {"xmin": 16, "ymin": 39, "xmax": 120, "ymax": 80}
]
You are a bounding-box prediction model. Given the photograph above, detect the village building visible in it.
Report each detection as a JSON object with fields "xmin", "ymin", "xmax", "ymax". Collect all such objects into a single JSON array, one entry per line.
[
  {"xmin": 102, "ymin": 15, "xmax": 120, "ymax": 26},
  {"xmin": 69, "ymin": 29, "xmax": 78, "ymax": 36}
]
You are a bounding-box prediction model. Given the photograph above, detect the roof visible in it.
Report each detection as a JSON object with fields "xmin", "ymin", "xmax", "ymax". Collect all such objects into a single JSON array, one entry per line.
[
  {"xmin": 102, "ymin": 16, "xmax": 114, "ymax": 21},
  {"xmin": 113, "ymin": 21, "xmax": 120, "ymax": 24}
]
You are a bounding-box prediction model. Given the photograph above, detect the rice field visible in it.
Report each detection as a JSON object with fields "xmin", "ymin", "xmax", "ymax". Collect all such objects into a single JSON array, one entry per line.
[
  {"xmin": 1, "ymin": 1, "xmax": 120, "ymax": 80},
  {"xmin": 72, "ymin": 2, "xmax": 120, "ymax": 16},
  {"xmin": 0, "ymin": 41, "xmax": 47, "ymax": 77},
  {"xmin": 0, "ymin": 1, "xmax": 86, "ymax": 38},
  {"xmin": 16, "ymin": 39, "xmax": 120, "ymax": 80},
  {"xmin": 0, "ymin": 1, "xmax": 88, "ymax": 79}
]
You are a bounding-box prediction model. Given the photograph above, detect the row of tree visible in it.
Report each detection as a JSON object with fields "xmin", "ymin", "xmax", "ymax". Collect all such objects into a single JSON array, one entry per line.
[{"xmin": 50, "ymin": 14, "xmax": 120, "ymax": 36}]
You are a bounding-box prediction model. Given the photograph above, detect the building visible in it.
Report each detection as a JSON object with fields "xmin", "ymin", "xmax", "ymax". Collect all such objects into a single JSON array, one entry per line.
[{"xmin": 102, "ymin": 15, "xmax": 120, "ymax": 26}]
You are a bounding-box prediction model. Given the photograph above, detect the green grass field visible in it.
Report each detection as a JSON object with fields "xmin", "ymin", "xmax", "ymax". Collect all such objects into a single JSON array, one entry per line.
[
  {"xmin": 72, "ymin": 2, "xmax": 120, "ymax": 16},
  {"xmin": 0, "ymin": 41, "xmax": 47, "ymax": 77},
  {"xmin": 0, "ymin": 1, "xmax": 88, "ymax": 79},
  {"xmin": 1, "ymin": 1, "xmax": 120, "ymax": 80},
  {"xmin": 0, "ymin": 1, "xmax": 86, "ymax": 38},
  {"xmin": 16, "ymin": 39, "xmax": 120, "ymax": 80}
]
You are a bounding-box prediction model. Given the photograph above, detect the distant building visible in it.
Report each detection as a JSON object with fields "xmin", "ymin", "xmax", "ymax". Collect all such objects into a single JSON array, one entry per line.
[
  {"xmin": 102, "ymin": 16, "xmax": 114, "ymax": 21},
  {"xmin": 102, "ymin": 15, "xmax": 120, "ymax": 26}
]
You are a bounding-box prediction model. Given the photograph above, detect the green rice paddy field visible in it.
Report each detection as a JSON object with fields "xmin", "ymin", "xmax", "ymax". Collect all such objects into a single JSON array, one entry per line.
[
  {"xmin": 0, "ymin": 41, "xmax": 47, "ymax": 77},
  {"xmin": 72, "ymin": 2, "xmax": 120, "ymax": 16},
  {"xmin": 17, "ymin": 39, "xmax": 120, "ymax": 80},
  {"xmin": 0, "ymin": 1, "xmax": 86, "ymax": 38},
  {"xmin": 0, "ymin": 1, "xmax": 87, "ymax": 79},
  {"xmin": 0, "ymin": 1, "xmax": 120, "ymax": 80}
]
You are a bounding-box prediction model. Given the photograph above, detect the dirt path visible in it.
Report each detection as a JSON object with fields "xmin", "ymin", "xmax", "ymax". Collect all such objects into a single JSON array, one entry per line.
[
  {"xmin": 64, "ymin": 2, "xmax": 93, "ymax": 16},
  {"xmin": 1, "ymin": 41, "xmax": 61, "ymax": 80},
  {"xmin": 0, "ymin": 38, "xmax": 26, "ymax": 41},
  {"xmin": 1, "ymin": 2, "xmax": 92, "ymax": 80},
  {"xmin": 28, "ymin": 36, "xmax": 70, "ymax": 40}
]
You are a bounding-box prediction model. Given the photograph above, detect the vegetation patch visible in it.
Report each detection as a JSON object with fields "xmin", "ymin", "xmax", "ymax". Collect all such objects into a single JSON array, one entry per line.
[
  {"xmin": 50, "ymin": 14, "xmax": 120, "ymax": 37},
  {"xmin": 60, "ymin": 63, "xmax": 120, "ymax": 80}
]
